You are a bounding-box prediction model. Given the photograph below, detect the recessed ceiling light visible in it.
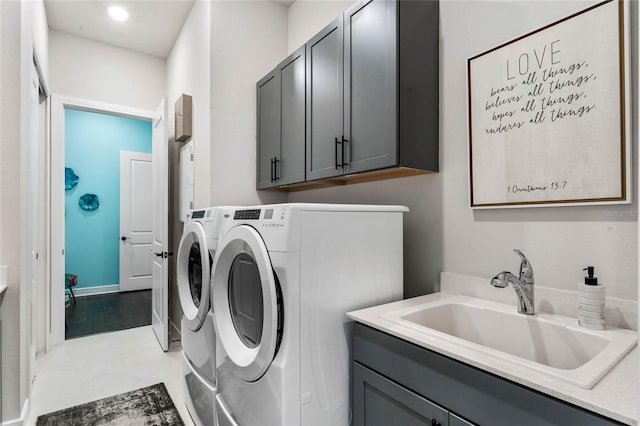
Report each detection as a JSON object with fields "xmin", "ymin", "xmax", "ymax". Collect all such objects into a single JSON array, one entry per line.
[{"xmin": 108, "ymin": 5, "xmax": 129, "ymax": 22}]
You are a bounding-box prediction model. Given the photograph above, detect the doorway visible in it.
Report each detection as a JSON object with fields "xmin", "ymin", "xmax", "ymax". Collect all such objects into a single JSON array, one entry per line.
[
  {"xmin": 62, "ymin": 108, "xmax": 153, "ymax": 339},
  {"xmin": 49, "ymin": 96, "xmax": 161, "ymax": 349}
]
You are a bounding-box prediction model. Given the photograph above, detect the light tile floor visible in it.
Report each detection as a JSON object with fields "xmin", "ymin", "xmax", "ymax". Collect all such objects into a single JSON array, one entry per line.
[{"xmin": 25, "ymin": 326, "xmax": 195, "ymax": 426}]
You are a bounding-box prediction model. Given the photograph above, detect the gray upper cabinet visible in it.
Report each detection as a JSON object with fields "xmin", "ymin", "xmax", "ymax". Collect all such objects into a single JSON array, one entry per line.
[
  {"xmin": 279, "ymin": 47, "xmax": 306, "ymax": 186},
  {"xmin": 258, "ymin": 0, "xmax": 439, "ymax": 190},
  {"xmin": 257, "ymin": 71, "xmax": 280, "ymax": 189},
  {"xmin": 344, "ymin": 0, "xmax": 398, "ymax": 174},
  {"xmin": 305, "ymin": 0, "xmax": 439, "ymax": 184},
  {"xmin": 256, "ymin": 46, "xmax": 306, "ymax": 189},
  {"xmin": 306, "ymin": 17, "xmax": 344, "ymax": 181}
]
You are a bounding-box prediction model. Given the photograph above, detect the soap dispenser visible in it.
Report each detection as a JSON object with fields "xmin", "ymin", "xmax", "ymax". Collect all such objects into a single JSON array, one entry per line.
[{"xmin": 577, "ymin": 266, "xmax": 605, "ymax": 330}]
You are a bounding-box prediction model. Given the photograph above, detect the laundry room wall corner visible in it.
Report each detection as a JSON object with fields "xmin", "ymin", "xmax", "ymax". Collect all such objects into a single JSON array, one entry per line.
[
  {"xmin": 210, "ymin": 0, "xmax": 288, "ymax": 207},
  {"xmin": 166, "ymin": 0, "xmax": 211, "ymax": 337}
]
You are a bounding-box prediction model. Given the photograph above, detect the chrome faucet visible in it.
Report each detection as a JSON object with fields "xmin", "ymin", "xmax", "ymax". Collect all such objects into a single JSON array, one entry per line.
[{"xmin": 491, "ymin": 250, "xmax": 535, "ymax": 315}]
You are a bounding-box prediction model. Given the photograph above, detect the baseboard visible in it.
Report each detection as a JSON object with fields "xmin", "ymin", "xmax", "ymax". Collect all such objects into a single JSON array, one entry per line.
[
  {"xmin": 72, "ymin": 284, "xmax": 120, "ymax": 297},
  {"xmin": 3, "ymin": 398, "xmax": 29, "ymax": 426}
]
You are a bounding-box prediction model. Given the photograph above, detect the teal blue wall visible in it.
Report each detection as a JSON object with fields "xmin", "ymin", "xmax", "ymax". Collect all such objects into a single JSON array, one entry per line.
[{"xmin": 65, "ymin": 109, "xmax": 152, "ymax": 289}]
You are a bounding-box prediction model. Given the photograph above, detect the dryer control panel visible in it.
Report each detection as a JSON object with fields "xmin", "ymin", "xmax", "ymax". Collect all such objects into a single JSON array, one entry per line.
[{"xmin": 233, "ymin": 209, "xmax": 261, "ymax": 220}]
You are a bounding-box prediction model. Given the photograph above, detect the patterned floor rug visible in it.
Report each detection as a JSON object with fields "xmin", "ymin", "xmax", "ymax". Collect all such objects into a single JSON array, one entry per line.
[{"xmin": 36, "ymin": 383, "xmax": 185, "ymax": 426}]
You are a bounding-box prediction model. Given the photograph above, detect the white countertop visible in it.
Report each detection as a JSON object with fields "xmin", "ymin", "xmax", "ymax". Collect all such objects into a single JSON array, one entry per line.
[{"xmin": 348, "ymin": 291, "xmax": 638, "ymax": 425}]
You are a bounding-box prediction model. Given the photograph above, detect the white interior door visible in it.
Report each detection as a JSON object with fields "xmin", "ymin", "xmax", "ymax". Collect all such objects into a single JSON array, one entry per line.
[
  {"xmin": 151, "ymin": 99, "xmax": 169, "ymax": 351},
  {"xmin": 119, "ymin": 151, "xmax": 153, "ymax": 292}
]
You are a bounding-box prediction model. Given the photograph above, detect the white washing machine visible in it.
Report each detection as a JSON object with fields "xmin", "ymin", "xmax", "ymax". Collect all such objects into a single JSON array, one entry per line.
[
  {"xmin": 211, "ymin": 203, "xmax": 407, "ymax": 426},
  {"xmin": 177, "ymin": 207, "xmax": 232, "ymax": 426}
]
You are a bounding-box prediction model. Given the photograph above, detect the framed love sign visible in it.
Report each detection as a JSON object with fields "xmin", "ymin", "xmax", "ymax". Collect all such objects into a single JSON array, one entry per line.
[{"xmin": 467, "ymin": 0, "xmax": 630, "ymax": 208}]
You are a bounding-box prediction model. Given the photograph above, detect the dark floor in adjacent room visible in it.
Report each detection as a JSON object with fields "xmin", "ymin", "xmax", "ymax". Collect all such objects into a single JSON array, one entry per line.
[{"xmin": 65, "ymin": 290, "xmax": 152, "ymax": 339}]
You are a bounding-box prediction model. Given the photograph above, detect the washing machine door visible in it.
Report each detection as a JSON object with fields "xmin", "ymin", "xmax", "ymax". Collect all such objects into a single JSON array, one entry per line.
[
  {"xmin": 211, "ymin": 225, "xmax": 282, "ymax": 383},
  {"xmin": 177, "ymin": 221, "xmax": 211, "ymax": 331}
]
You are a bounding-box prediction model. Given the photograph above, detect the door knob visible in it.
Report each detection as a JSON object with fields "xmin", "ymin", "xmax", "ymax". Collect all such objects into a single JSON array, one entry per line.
[
  {"xmin": 154, "ymin": 251, "xmax": 174, "ymax": 258},
  {"xmin": 121, "ymin": 236, "xmax": 127, "ymax": 241}
]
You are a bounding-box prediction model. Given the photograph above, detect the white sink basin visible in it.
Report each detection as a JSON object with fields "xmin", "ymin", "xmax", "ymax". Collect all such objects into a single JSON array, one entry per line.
[{"xmin": 379, "ymin": 295, "xmax": 637, "ymax": 389}]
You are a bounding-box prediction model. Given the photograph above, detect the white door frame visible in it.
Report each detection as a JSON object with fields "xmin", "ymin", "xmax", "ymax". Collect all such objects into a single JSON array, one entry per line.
[
  {"xmin": 49, "ymin": 95, "xmax": 155, "ymax": 350},
  {"xmin": 22, "ymin": 37, "xmax": 50, "ymax": 412}
]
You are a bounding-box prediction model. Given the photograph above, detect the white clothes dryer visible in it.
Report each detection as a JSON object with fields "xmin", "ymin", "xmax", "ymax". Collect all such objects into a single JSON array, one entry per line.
[
  {"xmin": 177, "ymin": 207, "xmax": 233, "ymax": 426},
  {"xmin": 211, "ymin": 204, "xmax": 407, "ymax": 426}
]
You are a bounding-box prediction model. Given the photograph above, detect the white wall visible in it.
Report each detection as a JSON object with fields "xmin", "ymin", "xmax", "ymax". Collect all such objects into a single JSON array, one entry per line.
[
  {"xmin": 23, "ymin": 0, "xmax": 49, "ymax": 86},
  {"xmin": 166, "ymin": 0, "xmax": 210, "ymax": 333},
  {"xmin": 49, "ymin": 30, "xmax": 165, "ymax": 111},
  {"xmin": 287, "ymin": 0, "xmax": 638, "ymax": 301},
  {"xmin": 439, "ymin": 0, "xmax": 637, "ymax": 300},
  {"xmin": 287, "ymin": 0, "xmax": 354, "ymax": 54},
  {"xmin": 210, "ymin": 0, "xmax": 289, "ymax": 207},
  {"xmin": 0, "ymin": 0, "xmax": 49, "ymax": 421},
  {"xmin": 0, "ymin": 1, "xmax": 23, "ymax": 419}
]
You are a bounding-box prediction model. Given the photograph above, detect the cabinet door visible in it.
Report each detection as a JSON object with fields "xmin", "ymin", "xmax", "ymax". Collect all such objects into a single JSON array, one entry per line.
[
  {"xmin": 256, "ymin": 70, "xmax": 281, "ymax": 189},
  {"xmin": 278, "ymin": 46, "xmax": 306, "ymax": 186},
  {"xmin": 306, "ymin": 16, "xmax": 344, "ymax": 181},
  {"xmin": 450, "ymin": 413, "xmax": 476, "ymax": 426},
  {"xmin": 344, "ymin": 0, "xmax": 398, "ymax": 174},
  {"xmin": 353, "ymin": 363, "xmax": 448, "ymax": 426}
]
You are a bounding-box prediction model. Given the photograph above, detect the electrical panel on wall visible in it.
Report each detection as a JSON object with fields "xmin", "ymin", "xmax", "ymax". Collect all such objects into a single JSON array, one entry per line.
[
  {"xmin": 175, "ymin": 94, "xmax": 192, "ymax": 142},
  {"xmin": 179, "ymin": 139, "xmax": 195, "ymax": 222}
]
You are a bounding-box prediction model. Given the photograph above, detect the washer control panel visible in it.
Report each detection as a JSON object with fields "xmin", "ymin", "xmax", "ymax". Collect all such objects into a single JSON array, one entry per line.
[{"xmin": 233, "ymin": 209, "xmax": 261, "ymax": 220}]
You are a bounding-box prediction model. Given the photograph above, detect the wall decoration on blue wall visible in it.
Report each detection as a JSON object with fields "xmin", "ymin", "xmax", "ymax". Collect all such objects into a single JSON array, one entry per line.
[
  {"xmin": 65, "ymin": 167, "xmax": 79, "ymax": 190},
  {"xmin": 79, "ymin": 193, "xmax": 100, "ymax": 211}
]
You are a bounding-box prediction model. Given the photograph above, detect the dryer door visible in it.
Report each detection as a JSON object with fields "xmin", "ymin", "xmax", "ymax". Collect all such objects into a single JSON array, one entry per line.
[
  {"xmin": 211, "ymin": 225, "xmax": 282, "ymax": 382},
  {"xmin": 177, "ymin": 221, "xmax": 211, "ymax": 331}
]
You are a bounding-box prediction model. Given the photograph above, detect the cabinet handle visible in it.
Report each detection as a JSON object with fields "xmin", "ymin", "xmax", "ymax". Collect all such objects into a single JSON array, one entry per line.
[
  {"xmin": 341, "ymin": 136, "xmax": 349, "ymax": 167},
  {"xmin": 335, "ymin": 137, "xmax": 342, "ymax": 170},
  {"xmin": 274, "ymin": 157, "xmax": 280, "ymax": 181},
  {"xmin": 270, "ymin": 157, "xmax": 275, "ymax": 182}
]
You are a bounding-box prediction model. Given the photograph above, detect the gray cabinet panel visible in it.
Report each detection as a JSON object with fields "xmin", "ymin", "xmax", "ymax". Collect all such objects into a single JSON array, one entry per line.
[
  {"xmin": 354, "ymin": 363, "xmax": 447, "ymax": 426},
  {"xmin": 398, "ymin": 0, "xmax": 439, "ymax": 171},
  {"xmin": 257, "ymin": 47, "xmax": 306, "ymax": 189},
  {"xmin": 449, "ymin": 413, "xmax": 475, "ymax": 426},
  {"xmin": 256, "ymin": 72, "xmax": 280, "ymax": 189},
  {"xmin": 279, "ymin": 46, "xmax": 306, "ymax": 186},
  {"xmin": 344, "ymin": 0, "xmax": 397, "ymax": 174},
  {"xmin": 306, "ymin": 17, "xmax": 344, "ymax": 181}
]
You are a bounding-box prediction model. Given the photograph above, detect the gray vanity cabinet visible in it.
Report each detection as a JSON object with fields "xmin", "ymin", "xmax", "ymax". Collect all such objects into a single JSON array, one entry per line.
[
  {"xmin": 306, "ymin": 0, "xmax": 439, "ymax": 183},
  {"xmin": 256, "ymin": 46, "xmax": 306, "ymax": 189},
  {"xmin": 354, "ymin": 363, "xmax": 448, "ymax": 426},
  {"xmin": 352, "ymin": 323, "xmax": 623, "ymax": 426}
]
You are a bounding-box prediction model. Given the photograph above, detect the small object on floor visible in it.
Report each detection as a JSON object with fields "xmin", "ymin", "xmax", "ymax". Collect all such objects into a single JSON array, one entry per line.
[
  {"xmin": 35, "ymin": 382, "xmax": 184, "ymax": 426},
  {"xmin": 65, "ymin": 273, "xmax": 78, "ymax": 303}
]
